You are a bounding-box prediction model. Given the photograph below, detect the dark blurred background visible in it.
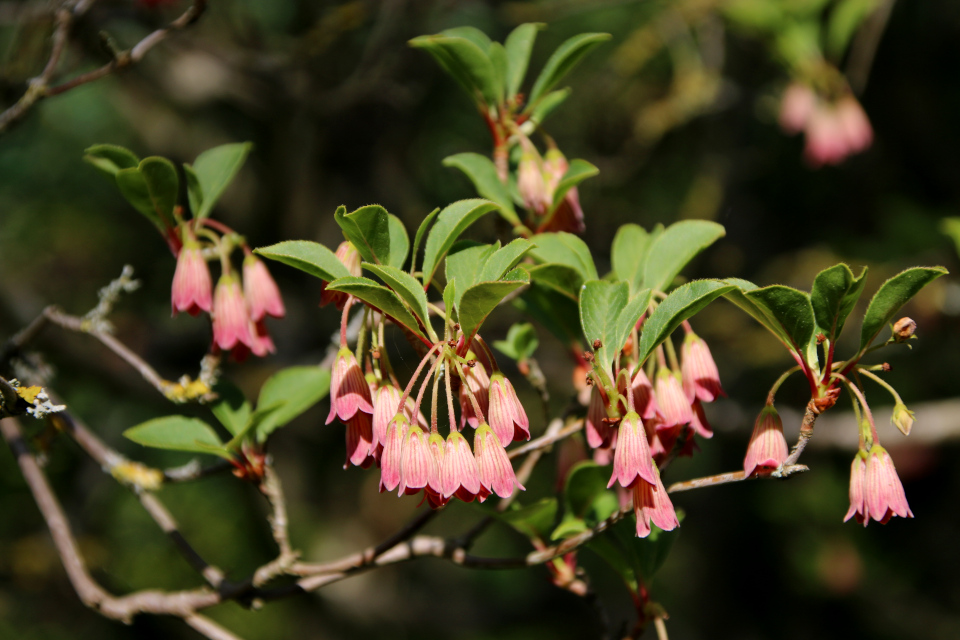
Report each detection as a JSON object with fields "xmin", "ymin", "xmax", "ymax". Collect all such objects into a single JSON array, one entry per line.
[{"xmin": 1, "ymin": 1, "xmax": 959, "ymax": 638}]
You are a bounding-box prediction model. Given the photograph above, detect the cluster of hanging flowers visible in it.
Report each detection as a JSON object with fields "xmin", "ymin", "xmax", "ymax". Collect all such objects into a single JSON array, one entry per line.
[
  {"xmin": 516, "ymin": 136, "xmax": 586, "ymax": 235},
  {"xmin": 171, "ymin": 219, "xmax": 285, "ymax": 360},
  {"xmin": 779, "ymin": 81, "xmax": 873, "ymax": 167}
]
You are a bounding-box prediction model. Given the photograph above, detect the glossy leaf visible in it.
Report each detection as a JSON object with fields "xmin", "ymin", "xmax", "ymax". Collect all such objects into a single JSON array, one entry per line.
[
  {"xmin": 612, "ymin": 223, "xmax": 654, "ymax": 296},
  {"xmin": 528, "ymin": 88, "xmax": 570, "ymax": 125},
  {"xmin": 457, "ymin": 268, "xmax": 530, "ymax": 341},
  {"xmin": 498, "ymin": 497, "xmax": 557, "ymax": 541},
  {"xmin": 443, "ymin": 279, "xmax": 457, "ymax": 325},
  {"xmin": 515, "ymin": 282, "xmax": 582, "ymax": 345},
  {"xmin": 190, "ymin": 142, "xmax": 252, "ymax": 220},
  {"xmin": 83, "ymin": 144, "xmax": 139, "ymax": 177},
  {"xmin": 745, "ymin": 285, "xmax": 816, "ymax": 356},
  {"xmin": 409, "ymin": 34, "xmax": 498, "ymax": 105},
  {"xmin": 481, "ymin": 239, "xmax": 535, "ymax": 283},
  {"xmin": 255, "ymin": 366, "xmax": 331, "ymax": 441},
  {"xmin": 587, "ymin": 526, "xmax": 639, "ymax": 592},
  {"xmin": 580, "ymin": 280, "xmax": 629, "ymax": 371},
  {"xmin": 642, "ymin": 220, "xmax": 725, "ymax": 293},
  {"xmin": 446, "ymin": 244, "xmax": 496, "ymax": 306},
  {"xmin": 115, "ymin": 167, "xmax": 163, "ymax": 228},
  {"xmin": 638, "ymin": 280, "xmax": 735, "ymax": 365},
  {"xmin": 493, "ymin": 322, "xmax": 539, "ymax": 362},
  {"xmin": 255, "ymin": 240, "xmax": 350, "ymax": 282},
  {"xmin": 335, "ymin": 205, "xmax": 392, "ymax": 266},
  {"xmin": 527, "ymin": 32, "xmax": 611, "ymax": 108},
  {"xmin": 210, "ymin": 380, "xmax": 251, "ymax": 437},
  {"xmin": 552, "ymin": 461, "xmax": 619, "ymax": 540},
  {"xmin": 327, "ymin": 276, "xmax": 427, "ymax": 340},
  {"xmin": 859, "ymin": 266, "xmax": 948, "ymax": 352},
  {"xmin": 488, "ymin": 42, "xmax": 508, "ymax": 105},
  {"xmin": 421, "ymin": 199, "xmax": 500, "ymax": 288},
  {"xmin": 811, "ymin": 264, "xmax": 868, "ymax": 341},
  {"xmin": 529, "ymin": 232, "xmax": 598, "ymax": 282},
  {"xmin": 504, "ymin": 23, "xmax": 542, "ymax": 99},
  {"xmin": 183, "ymin": 164, "xmax": 203, "ymax": 220},
  {"xmin": 547, "ymin": 159, "xmax": 598, "ymax": 214},
  {"xmin": 442, "ymin": 153, "xmax": 518, "ymax": 222},
  {"xmin": 123, "ymin": 416, "xmax": 227, "ymax": 458},
  {"xmin": 139, "ymin": 157, "xmax": 179, "ymax": 228},
  {"xmin": 524, "ymin": 263, "xmax": 583, "ymax": 300},
  {"xmin": 614, "ymin": 290, "xmax": 653, "ymax": 362},
  {"xmin": 363, "ymin": 263, "xmax": 432, "ymax": 332},
  {"xmin": 411, "ymin": 207, "xmax": 440, "ymax": 276}
]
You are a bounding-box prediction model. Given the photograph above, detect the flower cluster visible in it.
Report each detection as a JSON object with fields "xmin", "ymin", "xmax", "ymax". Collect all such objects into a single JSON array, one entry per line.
[
  {"xmin": 171, "ymin": 223, "xmax": 285, "ymax": 360},
  {"xmin": 517, "ymin": 140, "xmax": 585, "ymax": 234},
  {"xmin": 779, "ymin": 82, "xmax": 873, "ymax": 167}
]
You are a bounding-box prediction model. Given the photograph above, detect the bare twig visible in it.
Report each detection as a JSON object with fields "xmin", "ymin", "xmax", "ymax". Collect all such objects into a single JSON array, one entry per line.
[
  {"xmin": 252, "ymin": 463, "xmax": 300, "ymax": 587},
  {"xmin": 665, "ymin": 464, "xmax": 809, "ymax": 493},
  {"xmin": 184, "ymin": 614, "xmax": 248, "ymax": 640},
  {"xmin": 508, "ymin": 418, "xmax": 583, "ymax": 459},
  {"xmin": 782, "ymin": 400, "xmax": 820, "ymax": 467}
]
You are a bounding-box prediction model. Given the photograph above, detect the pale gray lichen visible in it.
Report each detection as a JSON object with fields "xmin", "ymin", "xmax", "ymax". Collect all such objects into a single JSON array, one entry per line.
[
  {"xmin": 25, "ymin": 387, "xmax": 66, "ymax": 419},
  {"xmin": 81, "ymin": 265, "xmax": 141, "ymax": 334}
]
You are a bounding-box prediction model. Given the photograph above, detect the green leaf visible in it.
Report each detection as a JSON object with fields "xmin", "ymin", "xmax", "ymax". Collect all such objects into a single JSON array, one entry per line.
[
  {"xmin": 586, "ymin": 527, "xmax": 639, "ymax": 592},
  {"xmin": 190, "ymin": 142, "xmax": 252, "ymax": 220},
  {"xmin": 527, "ymin": 32, "xmax": 611, "ymax": 108},
  {"xmin": 83, "ymin": 144, "xmax": 139, "ymax": 177},
  {"xmin": 529, "ymin": 232, "xmax": 598, "ymax": 283},
  {"xmin": 579, "ymin": 280, "xmax": 629, "ymax": 371},
  {"xmin": 493, "ymin": 322, "xmax": 539, "ymax": 362},
  {"xmin": 722, "ymin": 278, "xmax": 789, "ymax": 347},
  {"xmin": 183, "ymin": 164, "xmax": 203, "ymax": 219},
  {"xmin": 480, "ymin": 238, "xmax": 535, "ymax": 283},
  {"xmin": 642, "ymin": 220, "xmax": 726, "ymax": 293},
  {"xmin": 488, "ymin": 41, "xmax": 508, "ymax": 105},
  {"xmin": 421, "ymin": 199, "xmax": 500, "ymax": 288},
  {"xmin": 443, "ymin": 278, "xmax": 457, "ymax": 325},
  {"xmin": 638, "ymin": 280, "xmax": 735, "ymax": 365},
  {"xmin": 255, "ymin": 240, "xmax": 350, "ymax": 282},
  {"xmin": 528, "ymin": 88, "xmax": 570, "ymax": 125},
  {"xmin": 446, "ymin": 244, "xmax": 497, "ymax": 306},
  {"xmin": 859, "ymin": 267, "xmax": 948, "ymax": 352},
  {"xmin": 255, "ymin": 366, "xmax": 332, "ymax": 441},
  {"xmin": 516, "ymin": 282, "xmax": 583, "ymax": 345},
  {"xmin": 138, "ymin": 157, "xmax": 179, "ymax": 228},
  {"xmin": 363, "ymin": 263, "xmax": 432, "ymax": 333},
  {"xmin": 553, "ymin": 461, "xmax": 619, "ymax": 540},
  {"xmin": 123, "ymin": 416, "xmax": 228, "ymax": 458},
  {"xmin": 115, "ymin": 167, "xmax": 163, "ymax": 228},
  {"xmin": 546, "ymin": 159, "xmax": 598, "ymax": 214},
  {"xmin": 327, "ymin": 276, "xmax": 427, "ymax": 340},
  {"xmin": 497, "ymin": 497, "xmax": 557, "ymax": 540},
  {"xmin": 387, "ymin": 213, "xmax": 410, "ymax": 269},
  {"xmin": 210, "ymin": 380, "xmax": 251, "ymax": 437},
  {"xmin": 335, "ymin": 205, "xmax": 393, "ymax": 266},
  {"xmin": 409, "ymin": 34, "xmax": 498, "ymax": 105},
  {"xmin": 442, "ymin": 153, "xmax": 518, "ymax": 223},
  {"xmin": 811, "ymin": 264, "xmax": 868, "ymax": 341},
  {"xmin": 744, "ymin": 285, "xmax": 817, "ymax": 357},
  {"xmin": 457, "ymin": 268, "xmax": 530, "ymax": 341},
  {"xmin": 524, "ymin": 264, "xmax": 583, "ymax": 300},
  {"xmin": 614, "ymin": 290, "xmax": 653, "ymax": 361},
  {"xmin": 504, "ymin": 23, "xmax": 542, "ymax": 99},
  {"xmin": 411, "ymin": 207, "xmax": 440, "ymax": 275},
  {"xmin": 826, "ymin": 0, "xmax": 880, "ymax": 59},
  {"xmin": 226, "ymin": 403, "xmax": 283, "ymax": 450},
  {"xmin": 612, "ymin": 224, "xmax": 655, "ymax": 296}
]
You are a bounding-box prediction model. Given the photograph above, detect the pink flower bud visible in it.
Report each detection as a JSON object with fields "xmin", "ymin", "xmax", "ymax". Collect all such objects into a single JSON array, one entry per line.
[
  {"xmin": 171, "ymin": 242, "xmax": 212, "ymax": 317},
  {"xmin": 326, "ymin": 348, "xmax": 374, "ymax": 425},
  {"xmin": 892, "ymin": 317, "xmax": 916, "ymax": 342},
  {"xmin": 399, "ymin": 425, "xmax": 436, "ymax": 496},
  {"xmin": 633, "ymin": 469, "xmax": 679, "ymax": 538},
  {"xmin": 654, "ymin": 369, "xmax": 693, "ymax": 428},
  {"xmin": 441, "ymin": 431, "xmax": 481, "ymax": 501},
  {"xmin": 743, "ymin": 405, "xmax": 788, "ymax": 476},
  {"xmin": 243, "ymin": 255, "xmax": 285, "ymax": 321},
  {"xmin": 212, "ymin": 274, "xmax": 257, "ymax": 357},
  {"xmin": 487, "ymin": 371, "xmax": 530, "ymax": 446},
  {"xmin": 681, "ymin": 332, "xmax": 725, "ymax": 403},
  {"xmin": 517, "ymin": 152, "xmax": 549, "ymax": 216},
  {"xmin": 608, "ymin": 412, "xmax": 657, "ymax": 489},
  {"xmin": 474, "ymin": 423, "xmax": 525, "ymax": 501}
]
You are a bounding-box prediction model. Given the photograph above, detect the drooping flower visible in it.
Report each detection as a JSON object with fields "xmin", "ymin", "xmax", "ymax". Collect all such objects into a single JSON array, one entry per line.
[
  {"xmin": 681, "ymin": 332, "xmax": 724, "ymax": 403},
  {"xmin": 585, "ymin": 385, "xmax": 613, "ymax": 449},
  {"xmin": 863, "ymin": 445, "xmax": 913, "ymax": 524},
  {"xmin": 607, "ymin": 411, "xmax": 657, "ymax": 489},
  {"xmin": 212, "ymin": 274, "xmax": 258, "ymax": 358},
  {"xmin": 844, "ymin": 452, "xmax": 868, "ymax": 526},
  {"xmin": 425, "ymin": 432, "xmax": 449, "ymax": 508},
  {"xmin": 631, "ymin": 368, "xmax": 660, "ymax": 421},
  {"xmin": 243, "ymin": 254, "xmax": 285, "ymax": 321},
  {"xmin": 327, "ymin": 348, "xmax": 374, "ymax": 425},
  {"xmin": 539, "ymin": 148, "xmax": 585, "ymax": 234},
  {"xmin": 441, "ymin": 431, "xmax": 481, "ymax": 502},
  {"xmin": 488, "ymin": 371, "xmax": 530, "ymax": 446},
  {"xmin": 633, "ymin": 468, "xmax": 679, "ymax": 538},
  {"xmin": 517, "ymin": 150, "xmax": 550, "ymax": 216},
  {"xmin": 743, "ymin": 404, "xmax": 788, "ymax": 476},
  {"xmin": 474, "ymin": 423, "xmax": 525, "ymax": 501},
  {"xmin": 398, "ymin": 424, "xmax": 436, "ymax": 496},
  {"xmin": 459, "ymin": 362, "xmax": 490, "ymax": 430},
  {"xmin": 804, "ymin": 96, "xmax": 873, "ymax": 167},
  {"xmin": 379, "ymin": 414, "xmax": 409, "ymax": 492},
  {"xmin": 251, "ymin": 320, "xmax": 276, "ymax": 356},
  {"xmin": 171, "ymin": 237, "xmax": 212, "ymax": 317},
  {"xmin": 344, "ymin": 411, "xmax": 375, "ymax": 469},
  {"xmin": 778, "ymin": 82, "xmax": 817, "ymax": 134},
  {"xmin": 320, "ymin": 241, "xmax": 362, "ymax": 308},
  {"xmin": 373, "ymin": 383, "xmax": 402, "ymax": 448},
  {"xmin": 655, "ymin": 369, "xmax": 693, "ymax": 428}
]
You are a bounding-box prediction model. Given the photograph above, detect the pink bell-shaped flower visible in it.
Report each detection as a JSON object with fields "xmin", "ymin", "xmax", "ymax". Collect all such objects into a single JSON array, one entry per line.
[
  {"xmin": 459, "ymin": 362, "xmax": 490, "ymax": 430},
  {"xmin": 441, "ymin": 431, "xmax": 481, "ymax": 502},
  {"xmin": 585, "ymin": 385, "xmax": 613, "ymax": 449},
  {"xmin": 326, "ymin": 348, "xmax": 374, "ymax": 425},
  {"xmin": 212, "ymin": 274, "xmax": 258, "ymax": 358},
  {"xmin": 379, "ymin": 414, "xmax": 409, "ymax": 492},
  {"xmin": 743, "ymin": 404, "xmax": 788, "ymax": 476},
  {"xmin": 344, "ymin": 411, "xmax": 375, "ymax": 469},
  {"xmin": 243, "ymin": 254, "xmax": 285, "ymax": 321},
  {"xmin": 843, "ymin": 451, "xmax": 868, "ymax": 526},
  {"xmin": 171, "ymin": 237, "xmax": 212, "ymax": 317},
  {"xmin": 633, "ymin": 469, "xmax": 679, "ymax": 538},
  {"xmin": 681, "ymin": 332, "xmax": 724, "ymax": 403},
  {"xmin": 474, "ymin": 423, "xmax": 525, "ymax": 501},
  {"xmin": 863, "ymin": 445, "xmax": 913, "ymax": 524},
  {"xmin": 424, "ymin": 432, "xmax": 449, "ymax": 508},
  {"xmin": 398, "ymin": 425, "xmax": 436, "ymax": 497},
  {"xmin": 488, "ymin": 371, "xmax": 530, "ymax": 446},
  {"xmin": 373, "ymin": 383, "xmax": 402, "ymax": 448},
  {"xmin": 607, "ymin": 411, "xmax": 657, "ymax": 489},
  {"xmin": 631, "ymin": 368, "xmax": 660, "ymax": 421},
  {"xmin": 655, "ymin": 369, "xmax": 693, "ymax": 428}
]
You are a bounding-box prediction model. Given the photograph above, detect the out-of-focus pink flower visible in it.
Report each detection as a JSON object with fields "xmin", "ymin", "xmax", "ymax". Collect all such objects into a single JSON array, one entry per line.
[
  {"xmin": 608, "ymin": 412, "xmax": 657, "ymax": 489},
  {"xmin": 379, "ymin": 414, "xmax": 409, "ymax": 492},
  {"xmin": 320, "ymin": 241, "xmax": 361, "ymax": 308},
  {"xmin": 327, "ymin": 348, "xmax": 374, "ymax": 425},
  {"xmin": 474, "ymin": 423, "xmax": 525, "ymax": 501},
  {"xmin": 345, "ymin": 412, "xmax": 375, "ymax": 469},
  {"xmin": 243, "ymin": 255, "xmax": 285, "ymax": 321},
  {"xmin": 804, "ymin": 97, "xmax": 873, "ymax": 167},
  {"xmin": 488, "ymin": 372, "xmax": 530, "ymax": 446},
  {"xmin": 835, "ymin": 96, "xmax": 873, "ymax": 155},
  {"xmin": 779, "ymin": 82, "xmax": 817, "ymax": 134},
  {"xmin": 586, "ymin": 385, "xmax": 613, "ymax": 449},
  {"xmin": 539, "ymin": 148, "xmax": 585, "ymax": 234},
  {"xmin": 681, "ymin": 332, "xmax": 724, "ymax": 403},
  {"xmin": 251, "ymin": 320, "xmax": 275, "ymax": 356},
  {"xmin": 398, "ymin": 425, "xmax": 436, "ymax": 496},
  {"xmin": 655, "ymin": 369, "xmax": 693, "ymax": 428},
  {"xmin": 212, "ymin": 275, "xmax": 258, "ymax": 358},
  {"xmin": 518, "ymin": 151, "xmax": 549, "ymax": 216},
  {"xmin": 171, "ymin": 241, "xmax": 212, "ymax": 317},
  {"xmin": 441, "ymin": 431, "xmax": 481, "ymax": 502},
  {"xmin": 743, "ymin": 405, "xmax": 788, "ymax": 476},
  {"xmin": 863, "ymin": 445, "xmax": 913, "ymax": 524},
  {"xmin": 459, "ymin": 362, "xmax": 490, "ymax": 430},
  {"xmin": 633, "ymin": 470, "xmax": 679, "ymax": 538}
]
